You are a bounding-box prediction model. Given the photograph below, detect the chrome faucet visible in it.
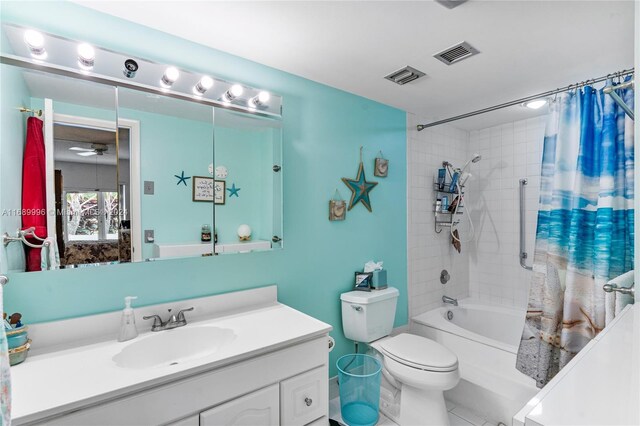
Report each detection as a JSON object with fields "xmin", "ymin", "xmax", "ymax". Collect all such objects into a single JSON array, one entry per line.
[
  {"xmin": 143, "ymin": 307, "xmax": 194, "ymax": 332},
  {"xmin": 442, "ymin": 295, "xmax": 458, "ymax": 306}
]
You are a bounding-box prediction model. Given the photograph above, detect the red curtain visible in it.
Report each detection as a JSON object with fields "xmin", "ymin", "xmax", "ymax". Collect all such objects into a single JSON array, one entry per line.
[{"xmin": 21, "ymin": 116, "xmax": 47, "ymax": 272}]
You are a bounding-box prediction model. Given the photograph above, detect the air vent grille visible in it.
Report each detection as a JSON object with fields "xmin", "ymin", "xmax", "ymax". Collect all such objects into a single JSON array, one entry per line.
[
  {"xmin": 434, "ymin": 42, "xmax": 479, "ymax": 65},
  {"xmin": 384, "ymin": 66, "xmax": 426, "ymax": 85}
]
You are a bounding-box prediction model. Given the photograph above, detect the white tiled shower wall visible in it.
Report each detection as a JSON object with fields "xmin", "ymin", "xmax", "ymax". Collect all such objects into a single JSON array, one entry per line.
[
  {"xmin": 466, "ymin": 116, "xmax": 545, "ymax": 308},
  {"xmin": 407, "ymin": 113, "xmax": 545, "ymax": 317},
  {"xmin": 407, "ymin": 113, "xmax": 470, "ymax": 317}
]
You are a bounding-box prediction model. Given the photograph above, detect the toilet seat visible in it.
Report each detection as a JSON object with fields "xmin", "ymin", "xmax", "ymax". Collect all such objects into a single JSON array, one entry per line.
[{"xmin": 378, "ymin": 333, "xmax": 458, "ymax": 372}]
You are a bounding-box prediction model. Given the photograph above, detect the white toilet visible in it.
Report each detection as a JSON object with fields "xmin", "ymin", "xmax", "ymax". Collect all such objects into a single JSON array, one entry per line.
[{"xmin": 341, "ymin": 287, "xmax": 460, "ymax": 426}]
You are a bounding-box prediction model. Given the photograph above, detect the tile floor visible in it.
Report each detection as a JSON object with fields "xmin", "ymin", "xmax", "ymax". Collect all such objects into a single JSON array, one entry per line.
[{"xmin": 329, "ymin": 397, "xmax": 499, "ymax": 426}]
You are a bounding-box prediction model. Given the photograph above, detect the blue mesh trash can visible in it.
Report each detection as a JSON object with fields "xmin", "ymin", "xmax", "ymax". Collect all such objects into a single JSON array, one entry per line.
[{"xmin": 337, "ymin": 354, "xmax": 382, "ymax": 426}]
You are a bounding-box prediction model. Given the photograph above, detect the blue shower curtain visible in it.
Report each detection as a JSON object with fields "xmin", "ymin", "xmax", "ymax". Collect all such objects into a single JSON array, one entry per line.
[{"xmin": 516, "ymin": 80, "xmax": 634, "ymax": 388}]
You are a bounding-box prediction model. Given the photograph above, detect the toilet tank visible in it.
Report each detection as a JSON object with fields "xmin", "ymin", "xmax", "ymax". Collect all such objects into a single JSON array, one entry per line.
[{"xmin": 341, "ymin": 287, "xmax": 399, "ymax": 343}]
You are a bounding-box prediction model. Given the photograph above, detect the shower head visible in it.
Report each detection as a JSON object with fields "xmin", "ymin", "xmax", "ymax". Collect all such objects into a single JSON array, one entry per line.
[{"xmin": 460, "ymin": 153, "xmax": 481, "ymax": 173}]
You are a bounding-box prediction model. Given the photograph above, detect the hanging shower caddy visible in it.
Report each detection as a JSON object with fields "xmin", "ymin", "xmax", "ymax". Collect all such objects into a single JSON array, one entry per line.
[{"xmin": 433, "ymin": 168, "xmax": 464, "ymax": 234}]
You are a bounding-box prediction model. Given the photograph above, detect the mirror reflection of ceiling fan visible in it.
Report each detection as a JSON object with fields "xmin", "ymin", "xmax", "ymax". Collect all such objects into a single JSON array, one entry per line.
[{"xmin": 69, "ymin": 143, "xmax": 111, "ymax": 157}]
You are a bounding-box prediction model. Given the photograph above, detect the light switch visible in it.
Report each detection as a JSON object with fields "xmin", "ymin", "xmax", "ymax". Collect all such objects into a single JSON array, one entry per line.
[
  {"xmin": 144, "ymin": 181, "xmax": 154, "ymax": 195},
  {"xmin": 144, "ymin": 230, "xmax": 155, "ymax": 243}
]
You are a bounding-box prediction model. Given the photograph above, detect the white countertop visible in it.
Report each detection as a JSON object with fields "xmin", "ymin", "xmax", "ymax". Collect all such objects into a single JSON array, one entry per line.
[
  {"xmin": 522, "ymin": 304, "xmax": 640, "ymax": 426},
  {"xmin": 11, "ymin": 303, "xmax": 332, "ymax": 424}
]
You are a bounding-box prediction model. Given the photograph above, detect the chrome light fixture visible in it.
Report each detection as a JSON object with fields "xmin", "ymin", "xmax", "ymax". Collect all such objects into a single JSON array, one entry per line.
[
  {"xmin": 222, "ymin": 84, "xmax": 244, "ymax": 102},
  {"xmin": 160, "ymin": 66, "xmax": 180, "ymax": 88},
  {"xmin": 77, "ymin": 43, "xmax": 95, "ymax": 70},
  {"xmin": 193, "ymin": 76, "xmax": 213, "ymax": 95},
  {"xmin": 24, "ymin": 29, "xmax": 47, "ymax": 59},
  {"xmin": 248, "ymin": 91, "xmax": 270, "ymax": 108}
]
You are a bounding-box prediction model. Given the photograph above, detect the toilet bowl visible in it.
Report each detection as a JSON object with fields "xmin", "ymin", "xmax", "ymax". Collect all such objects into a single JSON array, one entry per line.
[{"xmin": 371, "ymin": 333, "xmax": 460, "ymax": 425}]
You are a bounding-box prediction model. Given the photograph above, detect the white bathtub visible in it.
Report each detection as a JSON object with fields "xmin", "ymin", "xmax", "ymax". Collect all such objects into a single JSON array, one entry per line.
[{"xmin": 411, "ymin": 300, "xmax": 538, "ymax": 425}]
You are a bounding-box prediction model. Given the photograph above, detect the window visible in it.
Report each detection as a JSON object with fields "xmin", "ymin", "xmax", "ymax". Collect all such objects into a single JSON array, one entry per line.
[{"xmin": 65, "ymin": 191, "xmax": 119, "ymax": 241}]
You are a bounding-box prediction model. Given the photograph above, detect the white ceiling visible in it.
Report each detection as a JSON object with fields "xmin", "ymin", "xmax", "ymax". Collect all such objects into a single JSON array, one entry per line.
[{"xmin": 77, "ymin": 1, "xmax": 634, "ymax": 130}]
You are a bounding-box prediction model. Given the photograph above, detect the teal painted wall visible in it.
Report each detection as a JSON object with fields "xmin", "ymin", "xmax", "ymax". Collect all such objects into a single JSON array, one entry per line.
[{"xmin": 0, "ymin": 1, "xmax": 407, "ymax": 376}]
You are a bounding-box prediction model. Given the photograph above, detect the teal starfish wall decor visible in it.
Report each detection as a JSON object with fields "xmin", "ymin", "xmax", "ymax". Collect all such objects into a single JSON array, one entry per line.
[
  {"xmin": 342, "ymin": 162, "xmax": 378, "ymax": 212},
  {"xmin": 175, "ymin": 171, "xmax": 191, "ymax": 186},
  {"xmin": 227, "ymin": 183, "xmax": 241, "ymax": 197}
]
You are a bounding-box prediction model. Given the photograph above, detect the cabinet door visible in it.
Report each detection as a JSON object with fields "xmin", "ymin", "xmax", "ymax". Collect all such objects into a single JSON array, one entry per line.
[
  {"xmin": 200, "ymin": 384, "xmax": 279, "ymax": 426},
  {"xmin": 280, "ymin": 367, "xmax": 327, "ymax": 426}
]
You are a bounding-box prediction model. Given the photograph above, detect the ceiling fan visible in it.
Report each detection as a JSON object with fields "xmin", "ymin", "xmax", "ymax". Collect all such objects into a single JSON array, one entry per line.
[{"xmin": 69, "ymin": 143, "xmax": 110, "ymax": 157}]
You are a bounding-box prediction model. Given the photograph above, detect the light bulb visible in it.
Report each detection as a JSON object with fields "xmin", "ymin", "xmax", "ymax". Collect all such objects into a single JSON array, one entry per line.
[
  {"xmin": 222, "ymin": 84, "xmax": 244, "ymax": 102},
  {"xmin": 523, "ymin": 99, "xmax": 547, "ymax": 110},
  {"xmin": 230, "ymin": 84, "xmax": 243, "ymax": 97},
  {"xmin": 193, "ymin": 76, "xmax": 213, "ymax": 95},
  {"xmin": 77, "ymin": 43, "xmax": 95, "ymax": 70},
  {"xmin": 258, "ymin": 91, "xmax": 270, "ymax": 103},
  {"xmin": 160, "ymin": 66, "xmax": 180, "ymax": 88},
  {"xmin": 249, "ymin": 91, "xmax": 271, "ymax": 107},
  {"xmin": 24, "ymin": 29, "xmax": 46, "ymax": 59}
]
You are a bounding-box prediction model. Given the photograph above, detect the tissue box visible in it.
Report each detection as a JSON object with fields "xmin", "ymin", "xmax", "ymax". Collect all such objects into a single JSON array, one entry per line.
[{"xmin": 371, "ymin": 270, "xmax": 387, "ymax": 289}]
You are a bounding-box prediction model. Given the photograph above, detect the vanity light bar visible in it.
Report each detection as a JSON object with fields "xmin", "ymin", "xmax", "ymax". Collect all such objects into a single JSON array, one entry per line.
[{"xmin": 4, "ymin": 24, "xmax": 282, "ymax": 118}]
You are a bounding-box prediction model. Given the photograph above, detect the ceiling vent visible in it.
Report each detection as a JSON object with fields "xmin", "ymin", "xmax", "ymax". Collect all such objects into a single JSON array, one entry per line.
[
  {"xmin": 384, "ymin": 66, "xmax": 426, "ymax": 85},
  {"xmin": 434, "ymin": 42, "xmax": 479, "ymax": 65}
]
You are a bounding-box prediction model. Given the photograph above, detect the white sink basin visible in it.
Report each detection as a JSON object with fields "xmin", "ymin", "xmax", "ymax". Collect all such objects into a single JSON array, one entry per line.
[{"xmin": 113, "ymin": 326, "xmax": 236, "ymax": 369}]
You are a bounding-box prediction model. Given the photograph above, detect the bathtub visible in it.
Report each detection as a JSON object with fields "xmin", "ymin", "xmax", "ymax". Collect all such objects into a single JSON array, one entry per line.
[{"xmin": 411, "ymin": 300, "xmax": 538, "ymax": 425}]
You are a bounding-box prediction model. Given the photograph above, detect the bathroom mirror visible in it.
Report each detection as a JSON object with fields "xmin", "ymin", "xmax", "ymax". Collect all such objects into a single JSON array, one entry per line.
[
  {"xmin": 0, "ymin": 64, "xmax": 121, "ymax": 272},
  {"xmin": 1, "ymin": 24, "xmax": 285, "ymax": 270},
  {"xmin": 117, "ymin": 87, "xmax": 215, "ymax": 261},
  {"xmin": 213, "ymin": 109, "xmax": 283, "ymax": 254}
]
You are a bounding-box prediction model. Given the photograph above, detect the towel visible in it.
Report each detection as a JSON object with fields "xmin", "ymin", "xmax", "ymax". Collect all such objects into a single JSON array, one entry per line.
[
  {"xmin": 39, "ymin": 238, "xmax": 60, "ymax": 271},
  {"xmin": 604, "ymin": 270, "xmax": 634, "ymax": 325},
  {"xmin": 0, "ymin": 280, "xmax": 11, "ymax": 425}
]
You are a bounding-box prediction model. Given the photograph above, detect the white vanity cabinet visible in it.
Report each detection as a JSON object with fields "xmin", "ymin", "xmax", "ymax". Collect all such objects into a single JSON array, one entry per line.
[{"xmin": 33, "ymin": 337, "xmax": 328, "ymax": 426}]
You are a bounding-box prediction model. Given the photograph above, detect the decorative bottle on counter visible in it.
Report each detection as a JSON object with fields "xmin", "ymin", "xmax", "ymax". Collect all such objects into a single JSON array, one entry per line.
[{"xmin": 201, "ymin": 224, "xmax": 212, "ymax": 242}]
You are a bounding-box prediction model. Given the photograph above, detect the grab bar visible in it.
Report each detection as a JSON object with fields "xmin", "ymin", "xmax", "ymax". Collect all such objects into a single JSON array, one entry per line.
[{"xmin": 519, "ymin": 178, "xmax": 533, "ymax": 270}]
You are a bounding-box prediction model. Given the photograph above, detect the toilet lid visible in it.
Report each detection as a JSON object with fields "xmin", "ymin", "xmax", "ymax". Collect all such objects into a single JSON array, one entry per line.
[{"xmin": 379, "ymin": 333, "xmax": 458, "ymax": 372}]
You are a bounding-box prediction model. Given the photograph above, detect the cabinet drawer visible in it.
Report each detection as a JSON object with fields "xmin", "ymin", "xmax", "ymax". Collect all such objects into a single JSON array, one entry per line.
[
  {"xmin": 280, "ymin": 366, "xmax": 327, "ymax": 426},
  {"xmin": 200, "ymin": 384, "xmax": 279, "ymax": 426}
]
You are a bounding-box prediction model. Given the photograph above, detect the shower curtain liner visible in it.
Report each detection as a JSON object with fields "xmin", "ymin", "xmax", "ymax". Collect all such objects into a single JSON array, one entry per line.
[{"xmin": 516, "ymin": 79, "xmax": 634, "ymax": 388}]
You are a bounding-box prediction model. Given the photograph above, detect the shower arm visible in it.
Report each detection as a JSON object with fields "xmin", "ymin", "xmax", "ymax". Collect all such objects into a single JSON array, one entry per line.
[{"xmin": 519, "ymin": 179, "xmax": 533, "ymax": 271}]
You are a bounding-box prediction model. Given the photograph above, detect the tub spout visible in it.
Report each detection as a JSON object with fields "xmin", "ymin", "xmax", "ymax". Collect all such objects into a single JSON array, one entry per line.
[{"xmin": 442, "ymin": 295, "xmax": 458, "ymax": 306}]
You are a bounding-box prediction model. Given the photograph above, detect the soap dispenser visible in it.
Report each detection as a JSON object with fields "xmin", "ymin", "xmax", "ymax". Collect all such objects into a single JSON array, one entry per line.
[{"xmin": 117, "ymin": 296, "xmax": 138, "ymax": 342}]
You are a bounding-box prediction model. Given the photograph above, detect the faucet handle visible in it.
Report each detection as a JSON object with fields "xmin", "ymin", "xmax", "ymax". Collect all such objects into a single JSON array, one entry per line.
[
  {"xmin": 176, "ymin": 307, "xmax": 194, "ymax": 323},
  {"xmin": 143, "ymin": 314, "xmax": 163, "ymax": 331}
]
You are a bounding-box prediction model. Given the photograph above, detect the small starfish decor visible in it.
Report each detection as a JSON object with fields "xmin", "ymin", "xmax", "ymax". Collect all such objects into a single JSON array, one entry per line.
[
  {"xmin": 227, "ymin": 183, "xmax": 241, "ymax": 197},
  {"xmin": 174, "ymin": 171, "xmax": 191, "ymax": 186},
  {"xmin": 342, "ymin": 162, "xmax": 378, "ymax": 212}
]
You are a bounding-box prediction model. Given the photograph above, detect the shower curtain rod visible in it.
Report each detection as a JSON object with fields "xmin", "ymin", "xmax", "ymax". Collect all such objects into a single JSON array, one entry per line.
[{"xmin": 416, "ymin": 68, "xmax": 634, "ymax": 131}]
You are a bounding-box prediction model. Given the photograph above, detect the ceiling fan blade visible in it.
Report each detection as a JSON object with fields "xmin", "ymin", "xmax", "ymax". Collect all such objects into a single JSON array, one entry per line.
[
  {"xmin": 69, "ymin": 147, "xmax": 94, "ymax": 151},
  {"xmin": 77, "ymin": 151, "xmax": 97, "ymax": 157}
]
